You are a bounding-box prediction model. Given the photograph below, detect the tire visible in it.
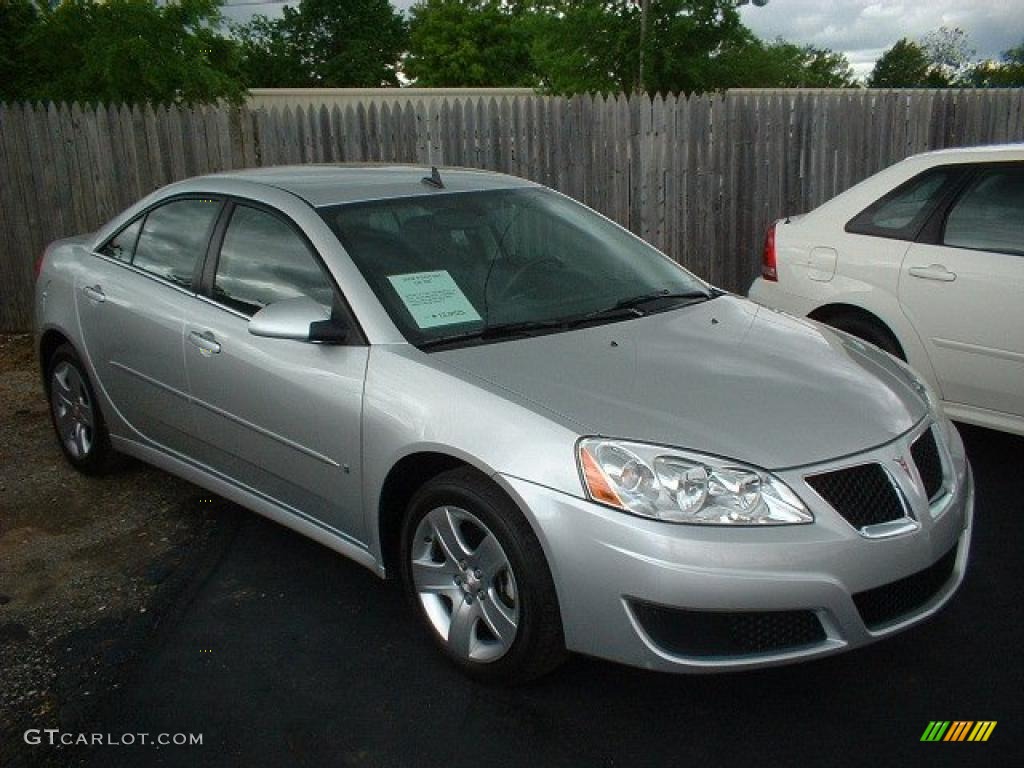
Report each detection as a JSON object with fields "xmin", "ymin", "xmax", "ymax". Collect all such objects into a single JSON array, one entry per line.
[
  {"xmin": 45, "ymin": 343, "xmax": 119, "ymax": 474},
  {"xmin": 828, "ymin": 311, "xmax": 905, "ymax": 360},
  {"xmin": 399, "ymin": 467, "xmax": 565, "ymax": 683}
]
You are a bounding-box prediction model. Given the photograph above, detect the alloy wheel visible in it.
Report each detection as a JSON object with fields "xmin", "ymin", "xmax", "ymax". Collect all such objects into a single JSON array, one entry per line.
[
  {"xmin": 410, "ymin": 506, "xmax": 519, "ymax": 663},
  {"xmin": 50, "ymin": 361, "xmax": 95, "ymax": 460}
]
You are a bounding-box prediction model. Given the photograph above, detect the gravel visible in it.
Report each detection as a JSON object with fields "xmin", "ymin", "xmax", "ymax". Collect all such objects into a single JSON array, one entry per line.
[{"xmin": 0, "ymin": 334, "xmax": 216, "ymax": 755}]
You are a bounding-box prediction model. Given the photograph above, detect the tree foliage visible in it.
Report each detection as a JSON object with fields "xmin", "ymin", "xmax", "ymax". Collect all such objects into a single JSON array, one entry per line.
[
  {"xmin": 527, "ymin": 0, "xmax": 751, "ymax": 95},
  {"xmin": 969, "ymin": 40, "xmax": 1024, "ymax": 87},
  {"xmin": 867, "ymin": 38, "xmax": 945, "ymax": 88},
  {"xmin": 235, "ymin": 12, "xmax": 310, "ymax": 88},
  {"xmin": 404, "ymin": 0, "xmax": 852, "ymax": 94},
  {"xmin": 920, "ymin": 26, "xmax": 975, "ymax": 84},
  {"xmin": 236, "ymin": 0, "xmax": 407, "ymax": 88},
  {"xmin": 716, "ymin": 37, "xmax": 856, "ymax": 89},
  {"xmin": 405, "ymin": 0, "xmax": 534, "ymax": 87},
  {"xmin": 0, "ymin": 0, "xmax": 40, "ymax": 102},
  {"xmin": 7, "ymin": 0, "xmax": 245, "ymax": 105},
  {"xmin": 868, "ymin": 28, "xmax": 1014, "ymax": 89}
]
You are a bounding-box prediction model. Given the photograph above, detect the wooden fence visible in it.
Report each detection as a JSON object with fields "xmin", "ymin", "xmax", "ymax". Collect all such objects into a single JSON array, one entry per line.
[{"xmin": 2, "ymin": 89, "xmax": 1023, "ymax": 331}]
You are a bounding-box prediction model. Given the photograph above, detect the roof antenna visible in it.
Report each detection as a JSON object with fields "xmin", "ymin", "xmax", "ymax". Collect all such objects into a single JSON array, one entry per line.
[{"xmin": 421, "ymin": 166, "xmax": 445, "ymax": 189}]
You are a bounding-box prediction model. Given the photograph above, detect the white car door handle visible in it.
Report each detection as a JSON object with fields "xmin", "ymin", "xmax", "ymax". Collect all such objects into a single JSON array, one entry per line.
[
  {"xmin": 908, "ymin": 264, "xmax": 956, "ymax": 282},
  {"xmin": 188, "ymin": 330, "xmax": 222, "ymax": 355},
  {"xmin": 81, "ymin": 284, "xmax": 105, "ymax": 303}
]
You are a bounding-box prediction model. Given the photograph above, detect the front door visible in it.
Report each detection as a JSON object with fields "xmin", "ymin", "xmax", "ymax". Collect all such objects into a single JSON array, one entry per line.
[{"xmin": 182, "ymin": 202, "xmax": 368, "ymax": 543}]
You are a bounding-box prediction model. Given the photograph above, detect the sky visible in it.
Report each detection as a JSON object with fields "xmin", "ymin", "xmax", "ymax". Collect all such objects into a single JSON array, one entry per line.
[{"xmin": 219, "ymin": 0, "xmax": 1024, "ymax": 81}]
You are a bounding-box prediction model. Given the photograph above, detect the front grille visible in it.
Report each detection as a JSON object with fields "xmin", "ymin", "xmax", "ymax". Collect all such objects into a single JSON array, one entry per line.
[
  {"xmin": 806, "ymin": 463, "xmax": 905, "ymax": 529},
  {"xmin": 631, "ymin": 603, "xmax": 826, "ymax": 658},
  {"xmin": 853, "ymin": 545, "xmax": 958, "ymax": 630},
  {"xmin": 911, "ymin": 427, "xmax": 945, "ymax": 501}
]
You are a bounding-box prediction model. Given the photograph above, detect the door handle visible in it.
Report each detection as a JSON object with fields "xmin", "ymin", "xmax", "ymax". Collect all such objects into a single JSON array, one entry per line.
[
  {"xmin": 81, "ymin": 284, "xmax": 105, "ymax": 303},
  {"xmin": 188, "ymin": 330, "xmax": 221, "ymax": 355},
  {"xmin": 908, "ymin": 264, "xmax": 956, "ymax": 282}
]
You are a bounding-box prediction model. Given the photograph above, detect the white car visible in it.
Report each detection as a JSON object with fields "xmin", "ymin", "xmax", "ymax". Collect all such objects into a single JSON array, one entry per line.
[{"xmin": 750, "ymin": 144, "xmax": 1024, "ymax": 437}]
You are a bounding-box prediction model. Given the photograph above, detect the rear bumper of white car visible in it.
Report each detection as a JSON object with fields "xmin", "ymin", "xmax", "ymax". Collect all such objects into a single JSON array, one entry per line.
[
  {"xmin": 748, "ymin": 277, "xmax": 820, "ymax": 317},
  {"xmin": 499, "ymin": 419, "xmax": 973, "ymax": 673}
]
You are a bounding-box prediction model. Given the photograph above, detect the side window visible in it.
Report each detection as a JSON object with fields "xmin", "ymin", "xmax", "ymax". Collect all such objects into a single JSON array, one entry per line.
[
  {"xmin": 943, "ymin": 168, "xmax": 1024, "ymax": 256},
  {"xmin": 846, "ymin": 168, "xmax": 953, "ymax": 240},
  {"xmin": 213, "ymin": 205, "xmax": 335, "ymax": 316},
  {"xmin": 100, "ymin": 218, "xmax": 141, "ymax": 263},
  {"xmin": 133, "ymin": 199, "xmax": 221, "ymax": 288}
]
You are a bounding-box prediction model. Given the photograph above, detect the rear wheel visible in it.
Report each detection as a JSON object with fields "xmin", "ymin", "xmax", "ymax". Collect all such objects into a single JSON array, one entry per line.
[
  {"xmin": 46, "ymin": 343, "xmax": 118, "ymax": 474},
  {"xmin": 825, "ymin": 310, "xmax": 905, "ymax": 360},
  {"xmin": 400, "ymin": 468, "xmax": 565, "ymax": 683}
]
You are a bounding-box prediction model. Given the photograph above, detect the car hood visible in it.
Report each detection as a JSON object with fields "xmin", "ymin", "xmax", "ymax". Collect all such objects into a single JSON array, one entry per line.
[{"xmin": 433, "ymin": 296, "xmax": 928, "ymax": 469}]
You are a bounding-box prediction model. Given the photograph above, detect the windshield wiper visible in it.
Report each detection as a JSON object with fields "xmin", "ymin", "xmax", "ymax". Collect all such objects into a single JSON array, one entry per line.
[
  {"xmin": 418, "ymin": 319, "xmax": 569, "ymax": 350},
  {"xmin": 612, "ymin": 288, "xmax": 712, "ymax": 312},
  {"xmin": 419, "ymin": 290, "xmax": 714, "ymax": 350},
  {"xmin": 569, "ymin": 289, "xmax": 713, "ymax": 327}
]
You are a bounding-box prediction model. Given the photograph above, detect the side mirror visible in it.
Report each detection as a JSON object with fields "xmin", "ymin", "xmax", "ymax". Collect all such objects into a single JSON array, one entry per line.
[{"xmin": 248, "ymin": 297, "xmax": 349, "ymax": 344}]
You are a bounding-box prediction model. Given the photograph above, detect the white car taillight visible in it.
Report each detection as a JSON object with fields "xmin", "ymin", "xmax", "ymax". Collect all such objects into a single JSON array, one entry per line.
[{"xmin": 761, "ymin": 222, "xmax": 778, "ymax": 282}]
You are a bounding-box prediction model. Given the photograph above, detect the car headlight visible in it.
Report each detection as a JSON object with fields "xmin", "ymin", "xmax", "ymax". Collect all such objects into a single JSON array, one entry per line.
[{"xmin": 577, "ymin": 438, "xmax": 813, "ymax": 526}]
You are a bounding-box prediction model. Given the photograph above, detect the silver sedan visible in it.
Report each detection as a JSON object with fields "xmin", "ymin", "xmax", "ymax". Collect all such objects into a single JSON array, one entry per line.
[{"xmin": 35, "ymin": 166, "xmax": 973, "ymax": 681}]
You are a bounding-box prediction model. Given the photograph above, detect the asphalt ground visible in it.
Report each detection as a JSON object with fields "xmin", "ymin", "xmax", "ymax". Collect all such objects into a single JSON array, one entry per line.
[{"xmin": 30, "ymin": 424, "xmax": 1024, "ymax": 767}]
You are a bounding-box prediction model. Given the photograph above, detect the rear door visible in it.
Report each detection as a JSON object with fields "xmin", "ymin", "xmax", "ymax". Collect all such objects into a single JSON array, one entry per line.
[
  {"xmin": 77, "ymin": 197, "xmax": 223, "ymax": 452},
  {"xmin": 899, "ymin": 164, "xmax": 1024, "ymax": 417},
  {"xmin": 182, "ymin": 201, "xmax": 369, "ymax": 543}
]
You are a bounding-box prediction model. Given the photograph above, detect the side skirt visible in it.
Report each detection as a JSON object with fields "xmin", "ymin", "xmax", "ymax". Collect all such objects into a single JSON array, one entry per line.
[{"xmin": 111, "ymin": 435, "xmax": 386, "ymax": 579}]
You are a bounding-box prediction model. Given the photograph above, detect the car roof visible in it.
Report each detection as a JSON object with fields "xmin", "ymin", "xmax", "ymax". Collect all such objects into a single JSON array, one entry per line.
[
  {"xmin": 911, "ymin": 143, "xmax": 1024, "ymax": 163},
  {"xmin": 205, "ymin": 164, "xmax": 538, "ymax": 207}
]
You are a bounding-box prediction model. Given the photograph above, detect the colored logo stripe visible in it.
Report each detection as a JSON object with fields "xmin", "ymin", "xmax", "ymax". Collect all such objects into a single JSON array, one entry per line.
[
  {"xmin": 920, "ymin": 721, "xmax": 996, "ymax": 742},
  {"xmin": 944, "ymin": 721, "xmax": 973, "ymax": 741},
  {"xmin": 969, "ymin": 722, "xmax": 997, "ymax": 742}
]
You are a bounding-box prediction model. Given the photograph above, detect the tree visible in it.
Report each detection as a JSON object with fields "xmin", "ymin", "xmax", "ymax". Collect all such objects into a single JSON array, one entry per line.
[
  {"xmin": 638, "ymin": 0, "xmax": 749, "ymax": 94},
  {"xmin": 235, "ymin": 12, "xmax": 310, "ymax": 88},
  {"xmin": 868, "ymin": 38, "xmax": 943, "ymax": 87},
  {"xmin": 11, "ymin": 0, "xmax": 245, "ymax": 105},
  {"xmin": 528, "ymin": 0, "xmax": 637, "ymax": 94},
  {"xmin": 530, "ymin": 0, "xmax": 749, "ymax": 95},
  {"xmin": 920, "ymin": 26, "xmax": 975, "ymax": 85},
  {"xmin": 716, "ymin": 37, "xmax": 855, "ymax": 88},
  {"xmin": 237, "ymin": 0, "xmax": 407, "ymax": 88},
  {"xmin": 405, "ymin": 0, "xmax": 536, "ymax": 87},
  {"xmin": 0, "ymin": 0, "xmax": 40, "ymax": 102},
  {"xmin": 969, "ymin": 39, "xmax": 1024, "ymax": 87}
]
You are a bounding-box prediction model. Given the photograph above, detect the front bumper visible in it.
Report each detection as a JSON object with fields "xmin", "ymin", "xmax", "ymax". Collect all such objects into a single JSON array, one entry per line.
[{"xmin": 498, "ymin": 419, "xmax": 973, "ymax": 673}]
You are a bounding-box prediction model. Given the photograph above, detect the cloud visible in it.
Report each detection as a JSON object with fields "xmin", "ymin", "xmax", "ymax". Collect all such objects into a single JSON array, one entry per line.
[{"xmin": 740, "ymin": 0, "xmax": 1024, "ymax": 76}]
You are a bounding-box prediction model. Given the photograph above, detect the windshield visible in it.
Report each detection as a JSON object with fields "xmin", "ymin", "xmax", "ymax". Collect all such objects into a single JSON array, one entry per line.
[{"xmin": 318, "ymin": 187, "xmax": 711, "ymax": 348}]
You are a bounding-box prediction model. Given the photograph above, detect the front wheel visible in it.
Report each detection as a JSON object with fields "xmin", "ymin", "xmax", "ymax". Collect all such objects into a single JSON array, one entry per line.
[{"xmin": 399, "ymin": 468, "xmax": 565, "ymax": 683}]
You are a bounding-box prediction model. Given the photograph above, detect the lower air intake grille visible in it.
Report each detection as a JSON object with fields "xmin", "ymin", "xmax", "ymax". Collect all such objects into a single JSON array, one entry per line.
[
  {"xmin": 911, "ymin": 427, "xmax": 945, "ymax": 501},
  {"xmin": 630, "ymin": 603, "xmax": 826, "ymax": 657},
  {"xmin": 806, "ymin": 463, "xmax": 905, "ymax": 529},
  {"xmin": 853, "ymin": 545, "xmax": 958, "ymax": 630}
]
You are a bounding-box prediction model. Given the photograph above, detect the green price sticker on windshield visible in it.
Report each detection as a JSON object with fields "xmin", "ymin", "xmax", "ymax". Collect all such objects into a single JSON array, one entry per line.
[{"xmin": 388, "ymin": 270, "xmax": 483, "ymax": 329}]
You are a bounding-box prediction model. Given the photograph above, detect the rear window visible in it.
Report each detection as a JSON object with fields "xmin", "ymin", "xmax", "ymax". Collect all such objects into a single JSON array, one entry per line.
[
  {"xmin": 99, "ymin": 218, "xmax": 141, "ymax": 263},
  {"xmin": 846, "ymin": 168, "xmax": 954, "ymax": 241},
  {"xmin": 132, "ymin": 199, "xmax": 221, "ymax": 288}
]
